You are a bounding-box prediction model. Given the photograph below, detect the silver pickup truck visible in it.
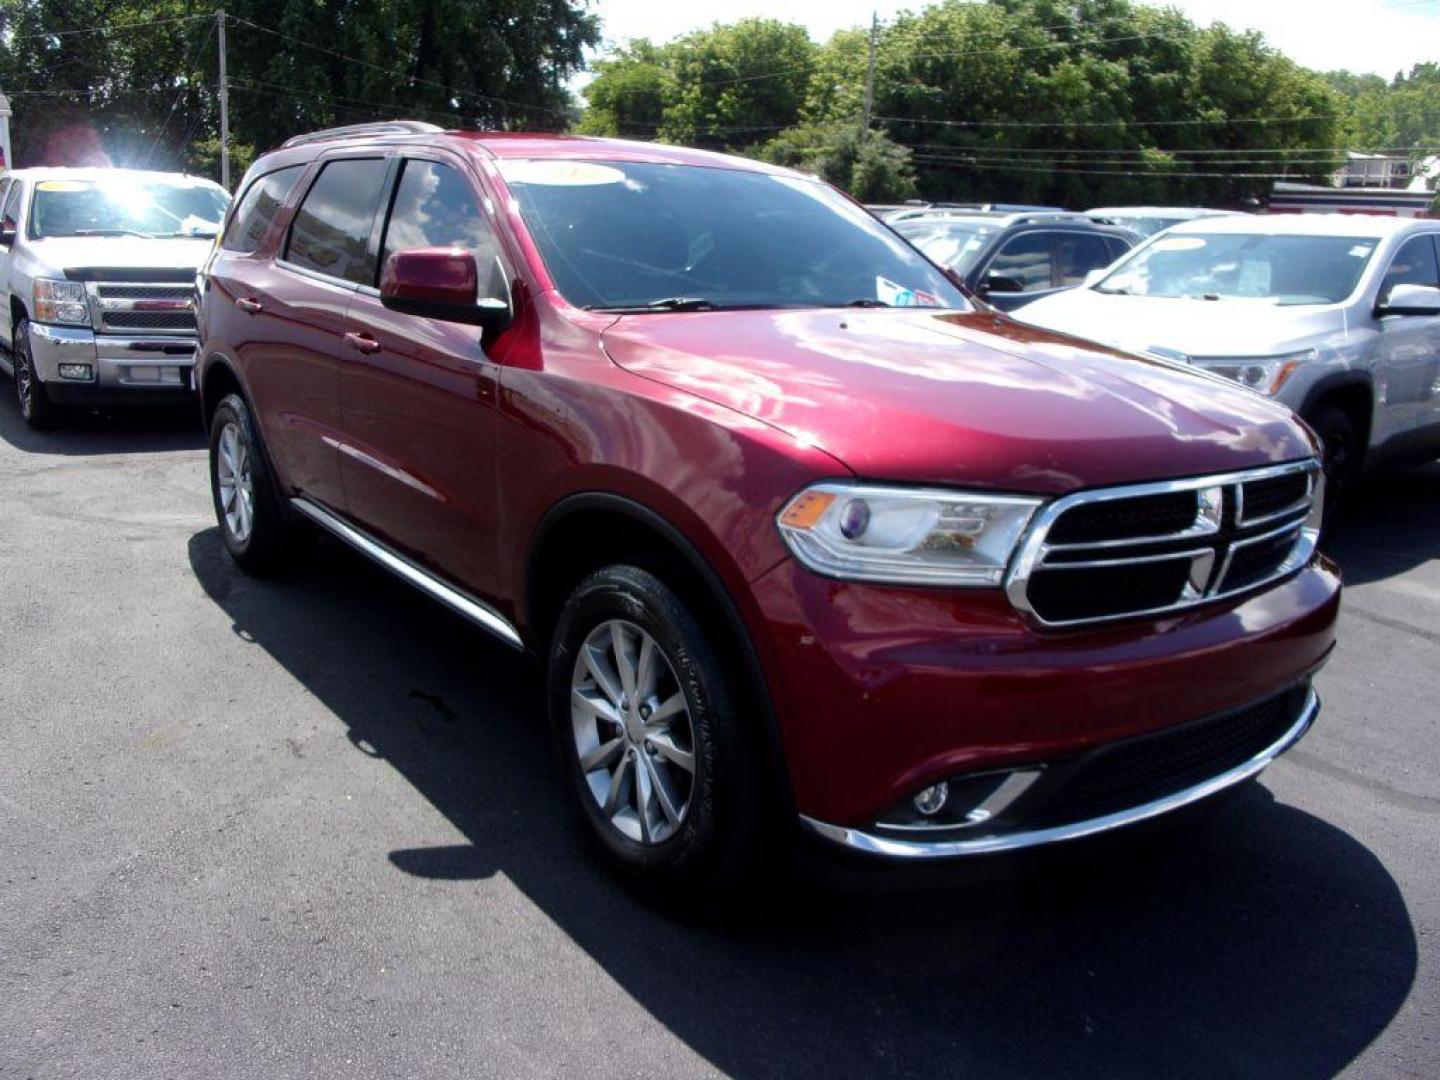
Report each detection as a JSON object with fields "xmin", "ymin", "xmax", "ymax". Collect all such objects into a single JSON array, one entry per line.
[{"xmin": 0, "ymin": 167, "xmax": 229, "ymax": 429}]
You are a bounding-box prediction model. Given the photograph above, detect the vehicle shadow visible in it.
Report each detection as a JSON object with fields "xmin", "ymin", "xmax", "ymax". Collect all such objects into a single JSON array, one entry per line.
[
  {"xmin": 187, "ymin": 526, "xmax": 1416, "ymax": 1079},
  {"xmin": 0, "ymin": 379, "xmax": 204, "ymax": 455},
  {"xmin": 1323, "ymin": 461, "xmax": 1440, "ymax": 586}
]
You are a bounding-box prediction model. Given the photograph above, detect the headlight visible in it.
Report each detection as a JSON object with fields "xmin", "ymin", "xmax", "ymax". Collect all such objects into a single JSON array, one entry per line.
[
  {"xmin": 1190, "ymin": 351, "xmax": 1313, "ymax": 396},
  {"xmin": 777, "ymin": 482, "xmax": 1043, "ymax": 586},
  {"xmin": 34, "ymin": 279, "xmax": 90, "ymax": 326}
]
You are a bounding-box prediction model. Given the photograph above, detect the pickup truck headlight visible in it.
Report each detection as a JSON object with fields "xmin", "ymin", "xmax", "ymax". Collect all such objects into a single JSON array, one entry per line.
[
  {"xmin": 777, "ymin": 482, "xmax": 1043, "ymax": 586},
  {"xmin": 1190, "ymin": 351, "xmax": 1313, "ymax": 396},
  {"xmin": 34, "ymin": 279, "xmax": 90, "ymax": 326}
]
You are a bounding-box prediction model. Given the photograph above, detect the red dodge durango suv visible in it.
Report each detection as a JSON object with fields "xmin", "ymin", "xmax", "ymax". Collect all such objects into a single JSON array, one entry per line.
[{"xmin": 196, "ymin": 121, "xmax": 1340, "ymax": 886}]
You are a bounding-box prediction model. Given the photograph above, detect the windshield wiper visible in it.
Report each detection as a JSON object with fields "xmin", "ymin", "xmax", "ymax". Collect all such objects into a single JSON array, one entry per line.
[
  {"xmin": 843, "ymin": 298, "xmax": 891, "ymax": 307},
  {"xmin": 586, "ymin": 296, "xmax": 718, "ymax": 313},
  {"xmin": 68, "ymin": 228, "xmax": 157, "ymax": 239}
]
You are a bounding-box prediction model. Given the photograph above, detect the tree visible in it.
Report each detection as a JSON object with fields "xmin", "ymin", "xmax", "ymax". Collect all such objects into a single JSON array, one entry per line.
[
  {"xmin": 752, "ymin": 123, "xmax": 917, "ymax": 201},
  {"xmin": 580, "ymin": 19, "xmax": 815, "ymax": 148},
  {"xmin": 0, "ymin": 0, "xmax": 598, "ymax": 182}
]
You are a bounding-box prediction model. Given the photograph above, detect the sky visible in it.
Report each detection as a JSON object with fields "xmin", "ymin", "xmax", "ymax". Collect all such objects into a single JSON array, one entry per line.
[{"xmin": 578, "ymin": 0, "xmax": 1439, "ymax": 83}]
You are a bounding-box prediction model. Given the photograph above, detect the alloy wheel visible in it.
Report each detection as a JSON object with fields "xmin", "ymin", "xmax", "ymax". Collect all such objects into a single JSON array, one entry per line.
[
  {"xmin": 15, "ymin": 349, "xmax": 33, "ymax": 419},
  {"xmin": 216, "ymin": 420, "xmax": 256, "ymax": 544},
  {"xmin": 571, "ymin": 619, "xmax": 697, "ymax": 844}
]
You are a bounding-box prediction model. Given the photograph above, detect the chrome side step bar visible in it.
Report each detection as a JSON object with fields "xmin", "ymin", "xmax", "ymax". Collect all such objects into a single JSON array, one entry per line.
[
  {"xmin": 289, "ymin": 497, "xmax": 523, "ymax": 650},
  {"xmin": 801, "ymin": 686, "xmax": 1320, "ymax": 859}
]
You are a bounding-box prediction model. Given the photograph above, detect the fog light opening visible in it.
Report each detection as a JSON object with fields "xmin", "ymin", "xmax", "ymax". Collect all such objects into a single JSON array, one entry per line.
[
  {"xmin": 58, "ymin": 363, "xmax": 94, "ymax": 381},
  {"xmin": 913, "ymin": 782, "xmax": 949, "ymax": 816}
]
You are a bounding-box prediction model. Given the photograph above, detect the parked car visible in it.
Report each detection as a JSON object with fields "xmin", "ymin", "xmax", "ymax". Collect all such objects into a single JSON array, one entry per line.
[
  {"xmin": 0, "ymin": 167, "xmax": 229, "ymax": 428},
  {"xmin": 880, "ymin": 201, "xmax": 1066, "ymax": 224},
  {"xmin": 1086, "ymin": 206, "xmax": 1239, "ymax": 237},
  {"xmin": 197, "ymin": 121, "xmax": 1338, "ymax": 888},
  {"xmin": 1015, "ymin": 214, "xmax": 1440, "ymax": 507},
  {"xmin": 893, "ymin": 211, "xmax": 1140, "ymax": 310}
]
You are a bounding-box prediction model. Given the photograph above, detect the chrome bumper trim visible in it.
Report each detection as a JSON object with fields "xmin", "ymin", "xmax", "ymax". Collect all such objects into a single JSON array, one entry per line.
[
  {"xmin": 289, "ymin": 497, "xmax": 524, "ymax": 650},
  {"xmin": 800, "ymin": 687, "xmax": 1319, "ymax": 859}
]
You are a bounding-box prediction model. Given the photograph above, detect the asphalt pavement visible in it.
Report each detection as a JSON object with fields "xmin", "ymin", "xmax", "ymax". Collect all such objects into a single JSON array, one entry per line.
[{"xmin": 1, "ymin": 395, "xmax": 1436, "ymax": 1079}]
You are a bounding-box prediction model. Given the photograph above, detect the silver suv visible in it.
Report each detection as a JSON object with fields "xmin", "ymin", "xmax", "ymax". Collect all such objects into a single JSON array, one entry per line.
[
  {"xmin": 0, "ymin": 167, "xmax": 229, "ymax": 429},
  {"xmin": 1016, "ymin": 214, "xmax": 1440, "ymax": 508}
]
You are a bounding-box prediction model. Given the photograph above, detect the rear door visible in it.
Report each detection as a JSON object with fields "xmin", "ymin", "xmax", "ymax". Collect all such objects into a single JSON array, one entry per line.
[
  {"xmin": 337, "ymin": 153, "xmax": 510, "ymax": 600},
  {"xmin": 230, "ymin": 156, "xmax": 390, "ymax": 511}
]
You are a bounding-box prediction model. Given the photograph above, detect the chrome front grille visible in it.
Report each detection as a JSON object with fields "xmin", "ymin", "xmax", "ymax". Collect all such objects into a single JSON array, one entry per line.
[
  {"xmin": 87, "ymin": 282, "xmax": 197, "ymax": 336},
  {"xmin": 1006, "ymin": 460, "xmax": 1322, "ymax": 627}
]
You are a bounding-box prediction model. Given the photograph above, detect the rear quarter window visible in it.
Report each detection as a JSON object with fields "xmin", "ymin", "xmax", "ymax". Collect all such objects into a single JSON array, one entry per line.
[{"xmin": 223, "ymin": 165, "xmax": 306, "ymax": 254}]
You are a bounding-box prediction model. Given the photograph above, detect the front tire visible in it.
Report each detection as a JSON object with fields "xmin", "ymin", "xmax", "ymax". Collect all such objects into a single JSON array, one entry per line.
[
  {"xmin": 1308, "ymin": 404, "xmax": 1361, "ymax": 532},
  {"xmin": 208, "ymin": 392, "xmax": 296, "ymax": 575},
  {"xmin": 13, "ymin": 319, "xmax": 58, "ymax": 430},
  {"xmin": 548, "ymin": 565, "xmax": 766, "ymax": 894}
]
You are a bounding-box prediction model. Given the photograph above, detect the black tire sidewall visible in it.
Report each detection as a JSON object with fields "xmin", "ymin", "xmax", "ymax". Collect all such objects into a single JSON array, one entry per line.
[
  {"xmin": 14, "ymin": 320, "xmax": 54, "ymax": 429},
  {"xmin": 548, "ymin": 565, "xmax": 759, "ymax": 889},
  {"xmin": 1309, "ymin": 404, "xmax": 1360, "ymax": 525}
]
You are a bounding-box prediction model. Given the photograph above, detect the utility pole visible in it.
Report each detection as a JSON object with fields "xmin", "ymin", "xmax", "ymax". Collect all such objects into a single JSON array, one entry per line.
[
  {"xmin": 861, "ymin": 11, "xmax": 878, "ymax": 135},
  {"xmin": 217, "ymin": 8, "xmax": 230, "ymax": 190}
]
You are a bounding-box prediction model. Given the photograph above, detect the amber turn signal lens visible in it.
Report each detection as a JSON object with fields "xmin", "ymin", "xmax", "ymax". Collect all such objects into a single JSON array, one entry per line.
[{"xmin": 779, "ymin": 490, "xmax": 836, "ymax": 529}]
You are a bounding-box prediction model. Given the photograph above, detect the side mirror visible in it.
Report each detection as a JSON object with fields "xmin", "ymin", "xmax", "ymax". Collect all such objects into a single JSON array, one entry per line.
[
  {"xmin": 380, "ymin": 247, "xmax": 512, "ymax": 332},
  {"xmin": 979, "ymin": 272, "xmax": 1025, "ymax": 295},
  {"xmin": 1376, "ymin": 282, "xmax": 1440, "ymax": 318}
]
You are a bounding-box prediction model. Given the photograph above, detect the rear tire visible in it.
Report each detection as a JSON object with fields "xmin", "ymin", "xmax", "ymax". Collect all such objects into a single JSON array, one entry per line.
[
  {"xmin": 548, "ymin": 564, "xmax": 767, "ymax": 896},
  {"xmin": 208, "ymin": 392, "xmax": 297, "ymax": 575},
  {"xmin": 13, "ymin": 319, "xmax": 59, "ymax": 431}
]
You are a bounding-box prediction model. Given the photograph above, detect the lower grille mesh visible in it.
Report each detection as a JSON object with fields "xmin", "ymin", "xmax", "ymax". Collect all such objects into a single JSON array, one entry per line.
[{"xmin": 1028, "ymin": 685, "xmax": 1308, "ymax": 827}]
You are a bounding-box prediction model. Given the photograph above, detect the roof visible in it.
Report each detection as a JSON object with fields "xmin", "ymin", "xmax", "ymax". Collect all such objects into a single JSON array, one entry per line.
[
  {"xmin": 1086, "ymin": 206, "xmax": 1228, "ymax": 217},
  {"xmin": 0, "ymin": 165, "xmax": 225, "ymax": 189},
  {"xmin": 260, "ymin": 123, "xmax": 796, "ymax": 176},
  {"xmin": 1165, "ymin": 212, "xmax": 1430, "ymax": 238}
]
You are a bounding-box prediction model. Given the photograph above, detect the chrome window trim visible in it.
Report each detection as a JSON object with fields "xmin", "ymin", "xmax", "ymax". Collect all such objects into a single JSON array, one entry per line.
[
  {"xmin": 289, "ymin": 497, "xmax": 522, "ymax": 649},
  {"xmin": 800, "ymin": 687, "xmax": 1319, "ymax": 859},
  {"xmin": 1004, "ymin": 459, "xmax": 1320, "ymax": 628}
]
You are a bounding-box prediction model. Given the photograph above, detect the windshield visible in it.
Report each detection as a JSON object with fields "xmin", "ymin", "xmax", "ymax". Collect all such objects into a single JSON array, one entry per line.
[
  {"xmin": 30, "ymin": 177, "xmax": 230, "ymax": 239},
  {"xmin": 900, "ymin": 222, "xmax": 999, "ymax": 275},
  {"xmin": 500, "ymin": 160, "xmax": 969, "ymax": 311},
  {"xmin": 1096, "ymin": 232, "xmax": 1378, "ymax": 304}
]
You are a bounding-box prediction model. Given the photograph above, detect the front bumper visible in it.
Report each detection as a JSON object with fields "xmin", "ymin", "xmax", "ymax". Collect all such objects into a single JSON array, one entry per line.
[
  {"xmin": 802, "ymin": 684, "xmax": 1318, "ymax": 858},
  {"xmin": 750, "ymin": 554, "xmax": 1340, "ymax": 831},
  {"xmin": 27, "ymin": 322, "xmax": 196, "ymax": 404}
]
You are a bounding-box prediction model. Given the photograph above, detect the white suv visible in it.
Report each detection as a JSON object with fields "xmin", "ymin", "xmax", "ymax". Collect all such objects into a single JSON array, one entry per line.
[
  {"xmin": 1015, "ymin": 214, "xmax": 1440, "ymax": 509},
  {"xmin": 0, "ymin": 167, "xmax": 229, "ymax": 429}
]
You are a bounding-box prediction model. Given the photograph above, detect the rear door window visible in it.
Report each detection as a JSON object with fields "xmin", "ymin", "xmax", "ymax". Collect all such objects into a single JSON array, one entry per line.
[
  {"xmin": 224, "ymin": 165, "xmax": 305, "ymax": 254},
  {"xmin": 987, "ymin": 232, "xmax": 1053, "ymax": 292},
  {"xmin": 284, "ymin": 158, "xmax": 389, "ymax": 285}
]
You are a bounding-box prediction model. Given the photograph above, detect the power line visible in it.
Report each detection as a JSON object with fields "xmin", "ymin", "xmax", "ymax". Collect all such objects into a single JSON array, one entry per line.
[
  {"xmin": 908, "ymin": 155, "xmax": 1340, "ymax": 179},
  {"xmin": 14, "ymin": 12, "xmax": 214, "ymax": 38},
  {"xmin": 144, "ymin": 20, "xmax": 219, "ymax": 169},
  {"xmin": 226, "ymin": 15, "xmax": 571, "ymax": 123},
  {"xmin": 878, "ymin": 112, "xmax": 1360, "ymax": 129}
]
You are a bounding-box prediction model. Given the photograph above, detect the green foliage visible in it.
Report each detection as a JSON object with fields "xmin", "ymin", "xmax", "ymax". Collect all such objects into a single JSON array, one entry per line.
[
  {"xmin": 752, "ymin": 123, "xmax": 917, "ymax": 202},
  {"xmin": 0, "ymin": 0, "xmax": 598, "ymax": 185},
  {"xmin": 580, "ymin": 19, "xmax": 816, "ymax": 146}
]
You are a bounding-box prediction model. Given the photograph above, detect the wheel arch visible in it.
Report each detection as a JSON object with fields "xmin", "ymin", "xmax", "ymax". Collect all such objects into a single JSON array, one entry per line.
[
  {"xmin": 525, "ymin": 491, "xmax": 795, "ymax": 817},
  {"xmin": 1297, "ymin": 372, "xmax": 1375, "ymax": 466}
]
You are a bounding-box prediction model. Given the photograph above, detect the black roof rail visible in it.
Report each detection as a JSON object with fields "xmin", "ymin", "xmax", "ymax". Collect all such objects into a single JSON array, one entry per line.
[{"xmin": 281, "ymin": 121, "xmax": 444, "ymax": 149}]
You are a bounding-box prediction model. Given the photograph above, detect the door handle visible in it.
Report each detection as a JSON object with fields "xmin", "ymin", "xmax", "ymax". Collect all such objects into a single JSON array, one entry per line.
[
  {"xmin": 344, "ymin": 331, "xmax": 381, "ymax": 355},
  {"xmin": 235, "ymin": 297, "xmax": 263, "ymax": 314}
]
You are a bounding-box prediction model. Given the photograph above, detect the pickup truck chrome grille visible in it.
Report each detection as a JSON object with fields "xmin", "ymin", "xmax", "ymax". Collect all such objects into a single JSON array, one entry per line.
[
  {"xmin": 1005, "ymin": 460, "xmax": 1322, "ymax": 627},
  {"xmin": 87, "ymin": 282, "xmax": 197, "ymax": 336}
]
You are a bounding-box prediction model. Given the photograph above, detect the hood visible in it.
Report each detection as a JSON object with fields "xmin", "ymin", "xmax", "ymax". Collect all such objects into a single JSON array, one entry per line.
[
  {"xmin": 601, "ymin": 308, "xmax": 1314, "ymax": 495},
  {"xmin": 32, "ymin": 235, "xmax": 214, "ymax": 277},
  {"xmin": 1015, "ymin": 288, "xmax": 1348, "ymax": 358}
]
